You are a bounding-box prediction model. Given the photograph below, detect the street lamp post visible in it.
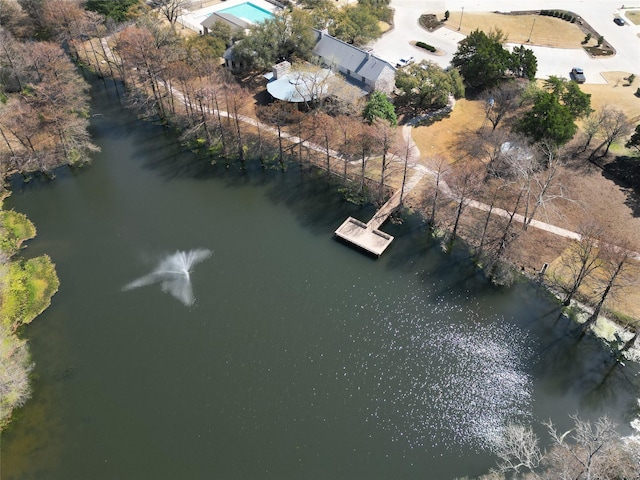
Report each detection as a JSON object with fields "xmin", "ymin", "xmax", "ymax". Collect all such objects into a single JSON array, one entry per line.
[
  {"xmin": 458, "ymin": 6, "xmax": 464, "ymax": 31},
  {"xmin": 527, "ymin": 17, "xmax": 536, "ymax": 42}
]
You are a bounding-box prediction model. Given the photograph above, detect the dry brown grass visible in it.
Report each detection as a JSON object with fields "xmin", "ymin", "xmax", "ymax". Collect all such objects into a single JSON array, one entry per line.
[
  {"xmin": 548, "ymin": 248, "xmax": 640, "ymax": 323},
  {"xmin": 626, "ymin": 10, "xmax": 640, "ymax": 25},
  {"xmin": 443, "ymin": 12, "xmax": 586, "ymax": 48},
  {"xmin": 407, "ymin": 82, "xmax": 640, "ymax": 319},
  {"xmin": 581, "ymin": 72, "xmax": 640, "ymax": 121},
  {"xmin": 410, "ymin": 99, "xmax": 485, "ymax": 162}
]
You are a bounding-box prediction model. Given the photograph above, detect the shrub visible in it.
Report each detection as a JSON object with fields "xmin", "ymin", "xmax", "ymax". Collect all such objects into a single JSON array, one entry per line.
[
  {"xmin": 597, "ymin": 35, "xmax": 604, "ymax": 46},
  {"xmin": 583, "ymin": 33, "xmax": 591, "ymax": 44},
  {"xmin": 416, "ymin": 41, "xmax": 436, "ymax": 52},
  {"xmin": 444, "ymin": 10, "xmax": 449, "ymax": 21}
]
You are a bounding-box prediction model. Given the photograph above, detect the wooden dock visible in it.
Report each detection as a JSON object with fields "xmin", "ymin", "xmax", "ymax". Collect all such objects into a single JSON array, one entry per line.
[
  {"xmin": 334, "ymin": 189, "xmax": 403, "ymax": 256},
  {"xmin": 335, "ymin": 125, "xmax": 426, "ymax": 257}
]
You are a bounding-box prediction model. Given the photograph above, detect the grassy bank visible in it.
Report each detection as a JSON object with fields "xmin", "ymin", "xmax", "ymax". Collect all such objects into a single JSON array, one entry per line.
[{"xmin": 0, "ymin": 199, "xmax": 59, "ymax": 429}]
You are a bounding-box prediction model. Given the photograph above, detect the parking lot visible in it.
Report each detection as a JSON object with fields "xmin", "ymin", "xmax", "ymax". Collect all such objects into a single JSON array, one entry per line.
[{"xmin": 369, "ymin": 0, "xmax": 640, "ymax": 84}]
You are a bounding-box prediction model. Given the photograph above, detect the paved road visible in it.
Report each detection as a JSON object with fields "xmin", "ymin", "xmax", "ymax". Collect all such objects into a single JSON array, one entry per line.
[{"xmin": 369, "ymin": 0, "xmax": 640, "ymax": 83}]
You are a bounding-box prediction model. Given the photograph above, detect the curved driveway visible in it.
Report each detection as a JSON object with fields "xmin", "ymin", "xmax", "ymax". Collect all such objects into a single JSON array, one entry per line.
[{"xmin": 369, "ymin": 0, "xmax": 640, "ymax": 84}]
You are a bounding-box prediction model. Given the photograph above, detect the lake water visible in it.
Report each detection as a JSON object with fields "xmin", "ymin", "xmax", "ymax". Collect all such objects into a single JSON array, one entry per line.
[{"xmin": 3, "ymin": 80, "xmax": 639, "ymax": 479}]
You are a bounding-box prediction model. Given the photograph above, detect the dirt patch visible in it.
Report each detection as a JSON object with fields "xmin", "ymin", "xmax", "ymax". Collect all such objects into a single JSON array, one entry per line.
[
  {"xmin": 442, "ymin": 11, "xmax": 586, "ymax": 48},
  {"xmin": 419, "ymin": 14, "xmax": 444, "ymax": 32}
]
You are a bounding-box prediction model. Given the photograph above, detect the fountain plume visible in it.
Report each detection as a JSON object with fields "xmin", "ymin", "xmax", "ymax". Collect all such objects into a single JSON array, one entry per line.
[{"xmin": 123, "ymin": 249, "xmax": 212, "ymax": 306}]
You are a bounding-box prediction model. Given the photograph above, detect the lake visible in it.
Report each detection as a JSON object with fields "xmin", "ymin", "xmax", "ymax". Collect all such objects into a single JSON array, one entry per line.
[{"xmin": 3, "ymin": 80, "xmax": 638, "ymax": 479}]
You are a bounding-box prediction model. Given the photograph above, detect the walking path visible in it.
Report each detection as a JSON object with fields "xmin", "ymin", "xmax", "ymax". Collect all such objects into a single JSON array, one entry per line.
[
  {"xmin": 99, "ymin": 37, "xmax": 638, "ymax": 259},
  {"xmin": 335, "ymin": 128, "xmax": 425, "ymax": 255}
]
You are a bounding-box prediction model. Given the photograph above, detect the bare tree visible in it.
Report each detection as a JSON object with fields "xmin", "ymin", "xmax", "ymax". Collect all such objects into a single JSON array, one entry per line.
[
  {"xmin": 352, "ymin": 122, "xmax": 375, "ymax": 197},
  {"xmin": 484, "ymin": 416, "xmax": 640, "ymax": 479},
  {"xmin": 494, "ymin": 423, "xmax": 542, "ymax": 474},
  {"xmin": 544, "ymin": 415, "xmax": 636, "ymax": 480},
  {"xmin": 372, "ymin": 119, "xmax": 398, "ymax": 201},
  {"xmin": 396, "ymin": 130, "xmax": 418, "ymax": 206},
  {"xmin": 223, "ymin": 82, "xmax": 250, "ymax": 168},
  {"xmin": 580, "ymin": 238, "xmax": 638, "ymax": 337},
  {"xmin": 579, "ymin": 112, "xmax": 605, "ymax": 153},
  {"xmin": 482, "ymin": 81, "xmax": 523, "ymax": 131},
  {"xmin": 0, "ymin": 30, "xmax": 28, "ymax": 92},
  {"xmin": 554, "ymin": 222, "xmax": 604, "ymax": 307},
  {"xmin": 311, "ymin": 112, "xmax": 338, "ymax": 176},
  {"xmin": 444, "ymin": 159, "xmax": 484, "ymax": 248},
  {"xmin": 152, "ymin": 0, "xmax": 190, "ymax": 30},
  {"xmin": 521, "ymin": 141, "xmax": 568, "ymax": 230},
  {"xmin": 424, "ymin": 155, "xmax": 449, "ymax": 227},
  {"xmin": 590, "ymin": 106, "xmax": 633, "ymax": 159}
]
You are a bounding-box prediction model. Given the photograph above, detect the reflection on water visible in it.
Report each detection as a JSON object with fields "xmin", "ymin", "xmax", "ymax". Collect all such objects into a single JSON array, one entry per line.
[{"xmin": 349, "ymin": 291, "xmax": 534, "ymax": 451}]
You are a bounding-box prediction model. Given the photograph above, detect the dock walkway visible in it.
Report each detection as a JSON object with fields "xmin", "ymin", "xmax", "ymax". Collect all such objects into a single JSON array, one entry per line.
[{"xmin": 335, "ymin": 127, "xmax": 424, "ymax": 256}]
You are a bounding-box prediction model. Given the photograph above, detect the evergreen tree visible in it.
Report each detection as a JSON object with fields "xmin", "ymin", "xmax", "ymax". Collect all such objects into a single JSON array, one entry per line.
[
  {"xmin": 451, "ymin": 29, "xmax": 510, "ymax": 91},
  {"xmin": 363, "ymin": 91, "xmax": 397, "ymax": 126}
]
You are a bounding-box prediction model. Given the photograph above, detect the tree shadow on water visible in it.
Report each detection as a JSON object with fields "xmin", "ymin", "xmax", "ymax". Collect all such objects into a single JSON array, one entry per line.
[{"xmin": 533, "ymin": 315, "xmax": 640, "ymax": 420}]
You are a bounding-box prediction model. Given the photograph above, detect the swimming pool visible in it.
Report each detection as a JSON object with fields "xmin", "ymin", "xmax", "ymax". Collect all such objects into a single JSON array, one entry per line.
[{"xmin": 218, "ymin": 2, "xmax": 274, "ymax": 23}]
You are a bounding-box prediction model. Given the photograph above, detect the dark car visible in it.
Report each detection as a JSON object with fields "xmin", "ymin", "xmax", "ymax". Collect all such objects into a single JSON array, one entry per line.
[
  {"xmin": 614, "ymin": 17, "xmax": 625, "ymax": 26},
  {"xmin": 571, "ymin": 67, "xmax": 586, "ymax": 83}
]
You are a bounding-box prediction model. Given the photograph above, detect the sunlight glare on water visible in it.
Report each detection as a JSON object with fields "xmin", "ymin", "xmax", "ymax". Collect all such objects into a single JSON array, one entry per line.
[{"xmin": 346, "ymin": 288, "xmax": 535, "ymax": 452}]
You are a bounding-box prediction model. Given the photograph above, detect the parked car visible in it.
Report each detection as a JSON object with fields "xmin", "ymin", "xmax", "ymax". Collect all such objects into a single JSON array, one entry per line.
[
  {"xmin": 570, "ymin": 67, "xmax": 586, "ymax": 83},
  {"xmin": 396, "ymin": 56, "xmax": 415, "ymax": 68},
  {"xmin": 614, "ymin": 17, "xmax": 625, "ymax": 25}
]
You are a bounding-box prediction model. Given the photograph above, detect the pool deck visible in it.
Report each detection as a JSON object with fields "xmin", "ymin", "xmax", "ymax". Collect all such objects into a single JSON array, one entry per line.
[{"xmin": 178, "ymin": 0, "xmax": 279, "ymax": 33}]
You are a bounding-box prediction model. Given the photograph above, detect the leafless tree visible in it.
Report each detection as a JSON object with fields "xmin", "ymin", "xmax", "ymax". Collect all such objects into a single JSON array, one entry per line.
[
  {"xmin": 352, "ymin": 122, "xmax": 375, "ymax": 196},
  {"xmin": 521, "ymin": 141, "xmax": 569, "ymax": 230},
  {"xmin": 424, "ymin": 155, "xmax": 449, "ymax": 227},
  {"xmin": 396, "ymin": 130, "xmax": 418, "ymax": 206},
  {"xmin": 372, "ymin": 119, "xmax": 398, "ymax": 202},
  {"xmin": 590, "ymin": 106, "xmax": 634, "ymax": 159},
  {"xmin": 580, "ymin": 238, "xmax": 638, "ymax": 337},
  {"xmin": 579, "ymin": 112, "xmax": 605, "ymax": 153},
  {"xmin": 553, "ymin": 222, "xmax": 604, "ymax": 307},
  {"xmin": 483, "ymin": 416, "xmax": 640, "ymax": 479},
  {"xmin": 482, "ymin": 81, "xmax": 523, "ymax": 131},
  {"xmin": 0, "ymin": 30, "xmax": 28, "ymax": 92},
  {"xmin": 152, "ymin": 0, "xmax": 190, "ymax": 30},
  {"xmin": 543, "ymin": 415, "xmax": 637, "ymax": 480},
  {"xmin": 494, "ymin": 423, "xmax": 542, "ymax": 474},
  {"xmin": 444, "ymin": 159, "xmax": 484, "ymax": 248},
  {"xmin": 310, "ymin": 112, "xmax": 338, "ymax": 176}
]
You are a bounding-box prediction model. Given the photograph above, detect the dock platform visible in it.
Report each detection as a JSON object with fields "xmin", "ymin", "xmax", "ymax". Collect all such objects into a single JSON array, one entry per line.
[{"xmin": 334, "ymin": 189, "xmax": 403, "ymax": 256}]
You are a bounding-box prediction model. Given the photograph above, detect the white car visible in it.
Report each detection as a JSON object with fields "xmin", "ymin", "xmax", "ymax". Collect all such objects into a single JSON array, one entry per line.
[{"xmin": 396, "ymin": 56, "xmax": 415, "ymax": 68}]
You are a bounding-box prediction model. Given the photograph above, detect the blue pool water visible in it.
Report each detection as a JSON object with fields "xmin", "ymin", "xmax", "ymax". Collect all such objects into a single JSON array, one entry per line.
[{"xmin": 218, "ymin": 2, "xmax": 273, "ymax": 23}]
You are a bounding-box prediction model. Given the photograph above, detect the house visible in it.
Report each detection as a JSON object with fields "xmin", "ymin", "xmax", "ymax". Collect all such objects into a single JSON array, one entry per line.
[
  {"xmin": 311, "ymin": 30, "xmax": 396, "ymax": 95},
  {"xmin": 223, "ymin": 29, "xmax": 396, "ymax": 95}
]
